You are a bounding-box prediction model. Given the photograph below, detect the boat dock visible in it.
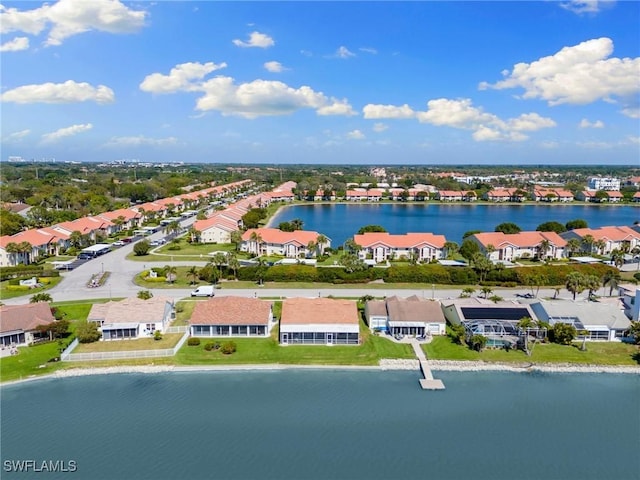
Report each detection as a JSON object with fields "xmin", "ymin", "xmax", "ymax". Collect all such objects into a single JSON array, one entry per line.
[{"xmin": 409, "ymin": 339, "xmax": 445, "ymax": 390}]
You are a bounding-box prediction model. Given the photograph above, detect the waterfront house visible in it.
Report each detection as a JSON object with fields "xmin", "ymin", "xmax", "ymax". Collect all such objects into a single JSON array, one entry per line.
[
  {"xmin": 576, "ymin": 190, "xmax": 597, "ymax": 202},
  {"xmin": 560, "ymin": 226, "xmax": 640, "ymax": 255},
  {"xmin": 633, "ymin": 192, "xmax": 640, "ymax": 203},
  {"xmin": 618, "ymin": 284, "xmax": 640, "ymax": 322},
  {"xmin": 353, "ymin": 232, "xmax": 446, "ymax": 263},
  {"xmin": 441, "ymin": 298, "xmax": 540, "ymax": 344},
  {"xmin": 55, "ymin": 216, "xmax": 116, "ymax": 241},
  {"xmin": 604, "ymin": 191, "xmax": 623, "ymax": 203},
  {"xmin": 532, "ymin": 188, "xmax": 574, "ymax": 202},
  {"xmin": 469, "ymin": 231, "xmax": 567, "ymax": 261},
  {"xmin": 189, "ymin": 297, "xmax": 274, "ymax": 337},
  {"xmin": 0, "ymin": 227, "xmax": 70, "ymax": 266},
  {"xmin": 0, "ymin": 302, "xmax": 56, "ymax": 347},
  {"xmin": 241, "ymin": 228, "xmax": 330, "ymax": 258},
  {"xmin": 280, "ymin": 298, "xmax": 360, "ymax": 345},
  {"xmin": 529, "ymin": 299, "xmax": 630, "ymax": 341},
  {"xmin": 88, "ymin": 297, "xmax": 174, "ymax": 340},
  {"xmin": 364, "ymin": 295, "xmax": 446, "ymax": 335},
  {"xmin": 483, "ymin": 188, "xmax": 526, "ymax": 202}
]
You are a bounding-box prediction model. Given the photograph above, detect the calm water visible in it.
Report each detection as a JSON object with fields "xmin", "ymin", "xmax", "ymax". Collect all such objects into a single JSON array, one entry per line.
[
  {"xmin": 2, "ymin": 371, "xmax": 639, "ymax": 480},
  {"xmin": 269, "ymin": 204, "xmax": 639, "ymax": 244}
]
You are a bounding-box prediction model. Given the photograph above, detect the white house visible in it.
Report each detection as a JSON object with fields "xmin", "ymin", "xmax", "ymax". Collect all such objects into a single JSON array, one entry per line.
[
  {"xmin": 353, "ymin": 232, "xmax": 447, "ymax": 263},
  {"xmin": 587, "ymin": 177, "xmax": 620, "ymax": 191},
  {"xmin": 88, "ymin": 297, "xmax": 174, "ymax": 340},
  {"xmin": 560, "ymin": 226, "xmax": 640, "ymax": 255},
  {"xmin": 364, "ymin": 296, "xmax": 446, "ymax": 336},
  {"xmin": 241, "ymin": 228, "xmax": 330, "ymax": 258},
  {"xmin": 470, "ymin": 231, "xmax": 567, "ymax": 261}
]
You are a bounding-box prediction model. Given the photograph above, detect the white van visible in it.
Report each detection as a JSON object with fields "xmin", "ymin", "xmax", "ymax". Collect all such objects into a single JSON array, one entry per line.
[{"xmin": 191, "ymin": 285, "xmax": 215, "ymax": 297}]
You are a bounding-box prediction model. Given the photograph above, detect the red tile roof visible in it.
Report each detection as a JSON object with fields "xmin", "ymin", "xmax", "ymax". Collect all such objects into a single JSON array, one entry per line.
[
  {"xmin": 242, "ymin": 228, "xmax": 326, "ymax": 246},
  {"xmin": 472, "ymin": 231, "xmax": 567, "ymax": 248},
  {"xmin": 354, "ymin": 232, "xmax": 447, "ymax": 249},
  {"xmin": 569, "ymin": 226, "xmax": 640, "ymax": 242},
  {"xmin": 190, "ymin": 297, "xmax": 272, "ymax": 325},
  {"xmin": 280, "ymin": 298, "xmax": 359, "ymax": 325}
]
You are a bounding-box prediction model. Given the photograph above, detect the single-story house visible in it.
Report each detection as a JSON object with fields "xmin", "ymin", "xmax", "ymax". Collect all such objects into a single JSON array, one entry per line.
[
  {"xmin": 353, "ymin": 232, "xmax": 447, "ymax": 263},
  {"xmin": 529, "ymin": 299, "xmax": 631, "ymax": 341},
  {"xmin": 0, "ymin": 302, "xmax": 56, "ymax": 347},
  {"xmin": 189, "ymin": 297, "xmax": 274, "ymax": 337},
  {"xmin": 280, "ymin": 298, "xmax": 360, "ymax": 345},
  {"xmin": 364, "ymin": 295, "xmax": 446, "ymax": 335},
  {"xmin": 441, "ymin": 298, "xmax": 540, "ymax": 343},
  {"xmin": 88, "ymin": 297, "xmax": 174, "ymax": 340}
]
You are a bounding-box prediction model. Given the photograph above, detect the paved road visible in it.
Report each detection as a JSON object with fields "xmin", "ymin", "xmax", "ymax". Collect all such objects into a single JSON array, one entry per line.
[{"xmin": 3, "ymin": 211, "xmax": 637, "ymax": 306}]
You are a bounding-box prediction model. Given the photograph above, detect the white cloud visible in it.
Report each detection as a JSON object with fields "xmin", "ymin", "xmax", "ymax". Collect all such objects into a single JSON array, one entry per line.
[
  {"xmin": 264, "ymin": 61, "xmax": 287, "ymax": 73},
  {"xmin": 0, "ymin": 36, "xmax": 29, "ymax": 52},
  {"xmin": 579, "ymin": 118, "xmax": 605, "ymax": 128},
  {"xmin": 41, "ymin": 123, "xmax": 92, "ymax": 143},
  {"xmin": 195, "ymin": 77, "xmax": 354, "ymax": 118},
  {"xmin": 232, "ymin": 31, "xmax": 274, "ymax": 48},
  {"xmin": 141, "ymin": 62, "xmax": 355, "ymax": 118},
  {"xmin": 1, "ymin": 80, "xmax": 114, "ymax": 104},
  {"xmin": 560, "ymin": 0, "xmax": 614, "ymax": 15},
  {"xmin": 364, "ymin": 98, "xmax": 555, "ymax": 142},
  {"xmin": 346, "ymin": 129, "xmax": 365, "ymax": 140},
  {"xmin": 140, "ymin": 62, "xmax": 227, "ymax": 94},
  {"xmin": 621, "ymin": 107, "xmax": 640, "ymax": 119},
  {"xmin": 300, "ymin": 50, "xmax": 312, "ymax": 57},
  {"xmin": 373, "ymin": 123, "xmax": 388, "ymax": 132},
  {"xmin": 317, "ymin": 99, "xmax": 356, "ymax": 116},
  {"xmin": 335, "ymin": 46, "xmax": 355, "ymax": 59},
  {"xmin": 363, "ymin": 104, "xmax": 416, "ymax": 119},
  {"xmin": 479, "ymin": 38, "xmax": 640, "ymax": 112},
  {"xmin": 359, "ymin": 47, "xmax": 377, "ymax": 55},
  {"xmin": 103, "ymin": 135, "xmax": 178, "ymax": 147},
  {"xmin": 3, "ymin": 129, "xmax": 31, "ymax": 142},
  {"xmin": 628, "ymin": 136, "xmax": 640, "ymax": 145},
  {"xmin": 0, "ymin": 0, "xmax": 147, "ymax": 47}
]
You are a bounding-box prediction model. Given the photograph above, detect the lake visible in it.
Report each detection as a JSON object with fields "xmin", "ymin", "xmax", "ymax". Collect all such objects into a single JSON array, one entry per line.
[
  {"xmin": 1, "ymin": 371, "xmax": 639, "ymax": 480},
  {"xmin": 269, "ymin": 203, "xmax": 639, "ymax": 245}
]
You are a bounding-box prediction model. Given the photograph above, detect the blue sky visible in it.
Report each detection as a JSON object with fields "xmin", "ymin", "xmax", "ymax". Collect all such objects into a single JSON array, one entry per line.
[{"xmin": 1, "ymin": 0, "xmax": 639, "ymax": 165}]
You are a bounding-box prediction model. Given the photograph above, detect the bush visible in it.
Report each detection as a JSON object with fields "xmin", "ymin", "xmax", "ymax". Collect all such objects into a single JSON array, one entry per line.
[
  {"xmin": 634, "ymin": 272, "xmax": 640, "ymax": 282},
  {"xmin": 6, "ymin": 285, "xmax": 31, "ymax": 291},
  {"xmin": 221, "ymin": 341, "xmax": 237, "ymax": 354},
  {"xmin": 187, "ymin": 337, "xmax": 201, "ymax": 346},
  {"xmin": 204, "ymin": 342, "xmax": 215, "ymax": 351},
  {"xmin": 154, "ymin": 330, "xmax": 163, "ymax": 341},
  {"xmin": 143, "ymin": 276, "xmax": 167, "ymax": 283},
  {"xmin": 76, "ymin": 321, "xmax": 101, "ymax": 343},
  {"xmin": 133, "ymin": 240, "xmax": 151, "ymax": 256}
]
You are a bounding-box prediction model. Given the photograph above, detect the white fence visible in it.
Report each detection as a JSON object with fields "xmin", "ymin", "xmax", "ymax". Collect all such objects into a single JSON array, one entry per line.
[
  {"xmin": 61, "ymin": 331, "xmax": 190, "ymax": 362},
  {"xmin": 165, "ymin": 325, "xmax": 189, "ymax": 334}
]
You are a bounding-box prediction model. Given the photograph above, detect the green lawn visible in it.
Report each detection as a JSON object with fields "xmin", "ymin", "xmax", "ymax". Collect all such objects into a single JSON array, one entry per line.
[
  {"xmin": 127, "ymin": 242, "xmax": 249, "ymax": 262},
  {"xmin": 0, "ymin": 276, "xmax": 63, "ymax": 300},
  {"xmin": 424, "ymin": 336, "xmax": 640, "ymax": 365},
  {"xmin": 73, "ymin": 333, "xmax": 183, "ymax": 353},
  {"xmin": 174, "ymin": 320, "xmax": 414, "ymax": 366},
  {"xmin": 134, "ymin": 266, "xmax": 215, "ymax": 289}
]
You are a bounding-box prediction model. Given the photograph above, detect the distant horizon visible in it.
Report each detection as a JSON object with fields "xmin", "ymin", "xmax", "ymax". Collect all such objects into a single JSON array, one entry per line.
[{"xmin": 2, "ymin": 1, "xmax": 638, "ymax": 164}]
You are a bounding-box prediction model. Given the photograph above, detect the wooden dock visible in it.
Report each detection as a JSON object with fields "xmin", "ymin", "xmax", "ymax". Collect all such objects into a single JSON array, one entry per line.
[{"xmin": 409, "ymin": 339, "xmax": 445, "ymax": 390}]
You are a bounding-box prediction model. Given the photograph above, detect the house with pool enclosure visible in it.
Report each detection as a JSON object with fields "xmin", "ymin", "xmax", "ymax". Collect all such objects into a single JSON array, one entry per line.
[
  {"xmin": 280, "ymin": 298, "xmax": 360, "ymax": 345},
  {"xmin": 189, "ymin": 297, "xmax": 274, "ymax": 337}
]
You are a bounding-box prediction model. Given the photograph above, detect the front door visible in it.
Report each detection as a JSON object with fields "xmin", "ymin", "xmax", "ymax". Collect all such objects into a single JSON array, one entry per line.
[
  {"xmin": 282, "ymin": 333, "xmax": 288, "ymax": 345},
  {"xmin": 327, "ymin": 333, "xmax": 333, "ymax": 345}
]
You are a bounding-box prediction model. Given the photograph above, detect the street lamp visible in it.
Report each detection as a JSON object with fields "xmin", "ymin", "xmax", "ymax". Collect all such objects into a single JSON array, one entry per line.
[
  {"xmin": 101, "ymin": 262, "xmax": 104, "ymax": 273},
  {"xmin": 432, "ymin": 284, "xmax": 435, "ymax": 299}
]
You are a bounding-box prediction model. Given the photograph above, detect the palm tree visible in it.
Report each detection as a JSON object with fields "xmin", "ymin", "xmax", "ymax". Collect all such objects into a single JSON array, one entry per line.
[
  {"xmin": 69, "ymin": 230, "xmax": 84, "ymax": 249},
  {"xmin": 227, "ymin": 253, "xmax": 240, "ymax": 280},
  {"xmin": 566, "ymin": 238, "xmax": 581, "ymax": 257},
  {"xmin": 188, "ymin": 226, "xmax": 200, "ymax": 243},
  {"xmin": 444, "ymin": 241, "xmax": 459, "ymax": 259},
  {"xmin": 316, "ymin": 234, "xmax": 329, "ymax": 255},
  {"xmin": 30, "ymin": 292, "xmax": 53, "ymax": 303},
  {"xmin": 584, "ymin": 274, "xmax": 600, "ymax": 300},
  {"xmin": 582, "ymin": 234, "xmax": 595, "ymax": 254},
  {"xmin": 538, "ymin": 239, "xmax": 551, "ymax": 261},
  {"xmin": 164, "ymin": 265, "xmax": 177, "ymax": 284},
  {"xmin": 610, "ymin": 249, "xmax": 625, "ymax": 268},
  {"xmin": 565, "ymin": 271, "xmax": 585, "ymax": 300},
  {"xmin": 594, "ymin": 239, "xmax": 607, "ymax": 255},
  {"xmin": 166, "ymin": 220, "xmax": 181, "ymax": 236},
  {"xmin": 230, "ymin": 230, "xmax": 243, "ymax": 251},
  {"xmin": 517, "ymin": 316, "xmax": 535, "ymax": 355},
  {"xmin": 5, "ymin": 242, "xmax": 20, "ymax": 265},
  {"xmin": 306, "ymin": 240, "xmax": 317, "ymax": 258},
  {"xmin": 17, "ymin": 241, "xmax": 33, "ymax": 265},
  {"xmin": 290, "ymin": 218, "xmax": 304, "ymax": 231},
  {"xmin": 211, "ymin": 252, "xmax": 227, "ymax": 277},
  {"xmin": 480, "ymin": 286, "xmax": 493, "ymax": 299},
  {"xmin": 249, "ymin": 231, "xmax": 263, "ymax": 256},
  {"xmin": 187, "ymin": 266, "xmax": 199, "ymax": 285},
  {"xmin": 602, "ymin": 270, "xmax": 622, "ymax": 296}
]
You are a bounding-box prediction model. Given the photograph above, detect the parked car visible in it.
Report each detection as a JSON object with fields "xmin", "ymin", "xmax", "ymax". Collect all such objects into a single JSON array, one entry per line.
[{"xmin": 112, "ymin": 240, "xmax": 125, "ymax": 247}]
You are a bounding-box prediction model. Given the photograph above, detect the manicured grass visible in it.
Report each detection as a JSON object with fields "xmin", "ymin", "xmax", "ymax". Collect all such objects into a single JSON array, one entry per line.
[
  {"xmin": 0, "ymin": 276, "xmax": 63, "ymax": 300},
  {"xmin": 0, "ymin": 341, "xmax": 67, "ymax": 383},
  {"xmin": 423, "ymin": 336, "xmax": 640, "ymax": 365},
  {"xmin": 73, "ymin": 334, "xmax": 183, "ymax": 353},
  {"xmin": 134, "ymin": 266, "xmax": 214, "ymax": 289},
  {"xmin": 174, "ymin": 320, "xmax": 414, "ymax": 366},
  {"xmin": 127, "ymin": 242, "xmax": 249, "ymax": 262},
  {"xmin": 220, "ymin": 280, "xmax": 447, "ymax": 291}
]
